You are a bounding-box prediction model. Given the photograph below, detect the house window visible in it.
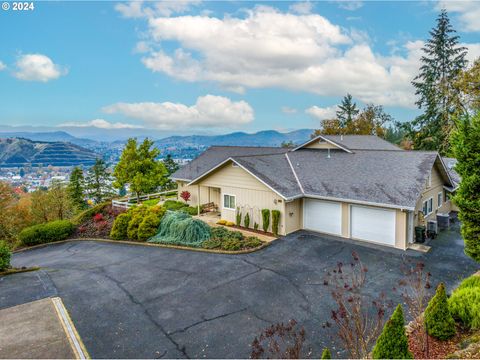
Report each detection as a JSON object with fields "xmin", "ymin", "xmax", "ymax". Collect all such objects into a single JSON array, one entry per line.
[
  {"xmin": 223, "ymin": 194, "xmax": 236, "ymax": 210},
  {"xmin": 423, "ymin": 198, "xmax": 433, "ymax": 215},
  {"xmin": 438, "ymin": 192, "xmax": 443, "ymax": 208}
]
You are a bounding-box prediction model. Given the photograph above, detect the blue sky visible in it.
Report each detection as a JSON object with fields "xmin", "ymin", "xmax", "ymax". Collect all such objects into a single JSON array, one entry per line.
[{"xmin": 0, "ymin": 0, "xmax": 479, "ymax": 138}]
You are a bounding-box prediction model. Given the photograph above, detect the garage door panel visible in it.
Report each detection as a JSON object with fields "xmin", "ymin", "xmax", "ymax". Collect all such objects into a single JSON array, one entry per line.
[
  {"xmin": 351, "ymin": 205, "xmax": 395, "ymax": 246},
  {"xmin": 304, "ymin": 199, "xmax": 342, "ymax": 236}
]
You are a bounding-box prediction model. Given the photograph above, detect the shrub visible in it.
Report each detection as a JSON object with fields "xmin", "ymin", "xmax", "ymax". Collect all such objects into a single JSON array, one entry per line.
[
  {"xmin": 93, "ymin": 213, "xmax": 104, "ymax": 222},
  {"xmin": 126, "ymin": 205, "xmax": 149, "ymax": 239},
  {"xmin": 261, "ymin": 209, "xmax": 270, "ymax": 232},
  {"xmin": 244, "ymin": 213, "xmax": 250, "ymax": 229},
  {"xmin": 202, "ymin": 238, "xmax": 222, "ymax": 249},
  {"xmin": 0, "ymin": 241, "xmax": 11, "ymax": 271},
  {"xmin": 203, "ymin": 228, "xmax": 262, "ymax": 251},
  {"xmin": 254, "ymin": 222, "xmax": 259, "ymax": 231},
  {"xmin": 180, "ymin": 190, "xmax": 191, "ymax": 203},
  {"xmin": 19, "ymin": 220, "xmax": 75, "ymax": 246},
  {"xmin": 142, "ymin": 199, "xmax": 159, "ymax": 207},
  {"xmin": 425, "ymin": 283, "xmax": 456, "ymax": 340},
  {"xmin": 138, "ymin": 213, "xmax": 162, "ymax": 241},
  {"xmin": 72, "ymin": 202, "xmax": 110, "ymax": 225},
  {"xmin": 163, "ymin": 200, "xmax": 188, "ymax": 211},
  {"xmin": 148, "ymin": 211, "xmax": 211, "ymax": 247},
  {"xmin": 244, "ymin": 236, "xmax": 262, "ymax": 248},
  {"xmin": 236, "ymin": 208, "xmax": 242, "ymax": 226},
  {"xmin": 226, "ymin": 221, "xmax": 235, "ymax": 226},
  {"xmin": 217, "ymin": 219, "xmax": 227, "ymax": 225},
  {"xmin": 272, "ymin": 210, "xmax": 280, "ymax": 236},
  {"xmin": 372, "ymin": 304, "xmax": 412, "ymax": 359},
  {"xmin": 321, "ymin": 348, "xmax": 331, "ymax": 359},
  {"xmin": 110, "ymin": 213, "xmax": 132, "ymax": 240},
  {"xmin": 449, "ymin": 274, "xmax": 480, "ymax": 329},
  {"xmin": 181, "ymin": 206, "xmax": 198, "ymax": 216}
]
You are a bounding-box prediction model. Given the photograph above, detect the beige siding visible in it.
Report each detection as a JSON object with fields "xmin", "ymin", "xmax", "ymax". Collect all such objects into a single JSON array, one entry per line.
[
  {"xmin": 395, "ymin": 210, "xmax": 407, "ymax": 250},
  {"xmin": 341, "ymin": 203, "xmax": 350, "ymax": 238},
  {"xmin": 304, "ymin": 140, "xmax": 338, "ymax": 149},
  {"xmin": 175, "ymin": 181, "xmax": 209, "ymax": 206},
  {"xmin": 414, "ymin": 164, "xmax": 452, "ymax": 227},
  {"xmin": 285, "ymin": 199, "xmax": 302, "ymax": 233}
]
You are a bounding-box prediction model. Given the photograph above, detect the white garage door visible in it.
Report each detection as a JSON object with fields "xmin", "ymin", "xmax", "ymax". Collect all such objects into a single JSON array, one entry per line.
[
  {"xmin": 304, "ymin": 199, "xmax": 342, "ymax": 236},
  {"xmin": 351, "ymin": 205, "xmax": 396, "ymax": 246}
]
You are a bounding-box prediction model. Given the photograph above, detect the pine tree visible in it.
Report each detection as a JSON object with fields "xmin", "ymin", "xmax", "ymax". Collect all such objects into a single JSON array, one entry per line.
[
  {"xmin": 85, "ymin": 158, "xmax": 115, "ymax": 204},
  {"xmin": 372, "ymin": 304, "xmax": 412, "ymax": 359},
  {"xmin": 321, "ymin": 348, "xmax": 332, "ymax": 359},
  {"xmin": 68, "ymin": 166, "xmax": 86, "ymax": 210},
  {"xmin": 162, "ymin": 154, "xmax": 179, "ymax": 190},
  {"xmin": 451, "ymin": 112, "xmax": 480, "ymax": 261},
  {"xmin": 407, "ymin": 9, "xmax": 468, "ymax": 155},
  {"xmin": 336, "ymin": 94, "xmax": 359, "ymax": 128},
  {"xmin": 424, "ymin": 283, "xmax": 456, "ymax": 340}
]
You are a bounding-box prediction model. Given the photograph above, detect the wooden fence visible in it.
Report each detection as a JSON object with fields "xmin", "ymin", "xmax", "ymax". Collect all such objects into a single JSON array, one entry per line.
[{"xmin": 111, "ymin": 189, "xmax": 178, "ymax": 209}]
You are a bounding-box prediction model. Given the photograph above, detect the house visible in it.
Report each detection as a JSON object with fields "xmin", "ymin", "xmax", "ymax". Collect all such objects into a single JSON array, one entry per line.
[{"xmin": 171, "ymin": 135, "xmax": 458, "ymax": 250}]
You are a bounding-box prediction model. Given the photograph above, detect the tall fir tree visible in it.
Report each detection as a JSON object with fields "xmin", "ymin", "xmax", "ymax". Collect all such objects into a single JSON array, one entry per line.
[
  {"xmin": 161, "ymin": 154, "xmax": 180, "ymax": 191},
  {"xmin": 68, "ymin": 166, "xmax": 86, "ymax": 210},
  {"xmin": 85, "ymin": 158, "xmax": 115, "ymax": 203},
  {"xmin": 407, "ymin": 9, "xmax": 467, "ymax": 155},
  {"xmin": 113, "ymin": 138, "xmax": 168, "ymax": 201},
  {"xmin": 451, "ymin": 112, "xmax": 480, "ymax": 261},
  {"xmin": 336, "ymin": 94, "xmax": 359, "ymax": 128}
]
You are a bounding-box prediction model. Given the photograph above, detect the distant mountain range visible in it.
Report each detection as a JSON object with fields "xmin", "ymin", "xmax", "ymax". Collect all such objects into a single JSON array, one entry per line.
[
  {"xmin": 0, "ymin": 138, "xmax": 98, "ymax": 167},
  {"xmin": 0, "ymin": 131, "xmax": 98, "ymax": 147}
]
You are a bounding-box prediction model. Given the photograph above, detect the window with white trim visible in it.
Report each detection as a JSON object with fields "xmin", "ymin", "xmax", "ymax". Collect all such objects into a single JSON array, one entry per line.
[
  {"xmin": 223, "ymin": 194, "xmax": 236, "ymax": 210},
  {"xmin": 438, "ymin": 192, "xmax": 443, "ymax": 208},
  {"xmin": 422, "ymin": 198, "xmax": 433, "ymax": 215}
]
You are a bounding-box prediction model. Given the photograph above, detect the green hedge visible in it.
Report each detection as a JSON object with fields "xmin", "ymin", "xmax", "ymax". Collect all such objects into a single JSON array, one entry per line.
[
  {"xmin": 19, "ymin": 220, "xmax": 75, "ymax": 246},
  {"xmin": 449, "ymin": 275, "xmax": 480, "ymax": 329},
  {"xmin": 110, "ymin": 213, "xmax": 132, "ymax": 240},
  {"xmin": 0, "ymin": 241, "xmax": 11, "ymax": 271}
]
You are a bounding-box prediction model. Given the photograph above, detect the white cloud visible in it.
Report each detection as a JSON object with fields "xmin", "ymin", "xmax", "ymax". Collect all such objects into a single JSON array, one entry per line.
[
  {"xmin": 59, "ymin": 119, "xmax": 142, "ymax": 129},
  {"xmin": 0, "ymin": 61, "xmax": 6, "ymax": 71},
  {"xmin": 102, "ymin": 95, "xmax": 254, "ymax": 130},
  {"xmin": 337, "ymin": 1, "xmax": 364, "ymax": 11},
  {"xmin": 437, "ymin": 1, "xmax": 480, "ymax": 32},
  {"xmin": 306, "ymin": 105, "xmax": 338, "ymax": 120},
  {"xmin": 464, "ymin": 43, "xmax": 480, "ymax": 63},
  {"xmin": 116, "ymin": 0, "xmax": 201, "ymax": 19},
  {"xmin": 281, "ymin": 106, "xmax": 298, "ymax": 114},
  {"xmin": 289, "ymin": 2, "xmax": 314, "ymax": 15},
  {"xmin": 14, "ymin": 54, "xmax": 67, "ymax": 82}
]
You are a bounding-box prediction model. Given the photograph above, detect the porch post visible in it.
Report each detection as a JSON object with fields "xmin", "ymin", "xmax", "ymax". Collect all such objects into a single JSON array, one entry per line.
[{"xmin": 197, "ymin": 185, "xmax": 200, "ymax": 216}]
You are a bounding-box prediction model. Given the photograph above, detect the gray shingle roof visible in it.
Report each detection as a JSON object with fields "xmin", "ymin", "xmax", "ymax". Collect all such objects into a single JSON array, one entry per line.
[
  {"xmin": 171, "ymin": 146, "xmax": 289, "ymax": 181},
  {"xmin": 442, "ymin": 157, "xmax": 460, "ymax": 185},
  {"xmin": 322, "ymin": 135, "xmax": 402, "ymax": 151}
]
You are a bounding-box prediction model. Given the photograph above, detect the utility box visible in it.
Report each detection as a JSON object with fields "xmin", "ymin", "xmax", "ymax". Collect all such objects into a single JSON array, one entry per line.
[
  {"xmin": 415, "ymin": 226, "xmax": 426, "ymax": 243},
  {"xmin": 437, "ymin": 213, "xmax": 450, "ymax": 229}
]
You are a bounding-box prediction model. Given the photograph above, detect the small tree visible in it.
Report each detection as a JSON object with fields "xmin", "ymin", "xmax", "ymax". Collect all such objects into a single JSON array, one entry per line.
[
  {"xmin": 236, "ymin": 207, "xmax": 242, "ymax": 226},
  {"xmin": 85, "ymin": 159, "xmax": 116, "ymax": 203},
  {"xmin": 244, "ymin": 212, "xmax": 250, "ymax": 229},
  {"xmin": 261, "ymin": 209, "xmax": 270, "ymax": 233},
  {"xmin": 337, "ymin": 93, "xmax": 359, "ymax": 128},
  {"xmin": 0, "ymin": 241, "xmax": 11, "ymax": 271},
  {"xmin": 321, "ymin": 348, "xmax": 331, "ymax": 359},
  {"xmin": 372, "ymin": 304, "xmax": 413, "ymax": 359},
  {"xmin": 424, "ymin": 282, "xmax": 456, "ymax": 340},
  {"xmin": 162, "ymin": 154, "xmax": 179, "ymax": 190},
  {"xmin": 272, "ymin": 210, "xmax": 281, "ymax": 236},
  {"xmin": 180, "ymin": 190, "xmax": 191, "ymax": 203},
  {"xmin": 325, "ymin": 251, "xmax": 390, "ymax": 358},
  {"xmin": 250, "ymin": 319, "xmax": 307, "ymax": 359},
  {"xmin": 68, "ymin": 166, "xmax": 86, "ymax": 210}
]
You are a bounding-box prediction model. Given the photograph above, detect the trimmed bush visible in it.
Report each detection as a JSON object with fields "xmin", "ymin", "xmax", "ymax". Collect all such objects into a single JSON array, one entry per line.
[
  {"xmin": 72, "ymin": 202, "xmax": 110, "ymax": 225},
  {"xmin": 0, "ymin": 241, "xmax": 11, "ymax": 271},
  {"xmin": 19, "ymin": 220, "xmax": 74, "ymax": 246},
  {"xmin": 372, "ymin": 304, "xmax": 412, "ymax": 359},
  {"xmin": 321, "ymin": 348, "xmax": 332, "ymax": 359},
  {"xmin": 217, "ymin": 219, "xmax": 227, "ymax": 225},
  {"xmin": 110, "ymin": 213, "xmax": 132, "ymax": 240},
  {"xmin": 272, "ymin": 210, "xmax": 280, "ymax": 236},
  {"xmin": 163, "ymin": 200, "xmax": 188, "ymax": 211},
  {"xmin": 181, "ymin": 206, "xmax": 198, "ymax": 216},
  {"xmin": 236, "ymin": 208, "xmax": 242, "ymax": 226},
  {"xmin": 138, "ymin": 213, "xmax": 162, "ymax": 241},
  {"xmin": 226, "ymin": 221, "xmax": 235, "ymax": 226},
  {"xmin": 261, "ymin": 209, "xmax": 270, "ymax": 232},
  {"xmin": 203, "ymin": 227, "xmax": 262, "ymax": 251},
  {"xmin": 244, "ymin": 213, "xmax": 250, "ymax": 229},
  {"xmin": 449, "ymin": 274, "xmax": 480, "ymax": 329},
  {"xmin": 126, "ymin": 205, "xmax": 149, "ymax": 239},
  {"xmin": 254, "ymin": 222, "xmax": 259, "ymax": 231},
  {"xmin": 211, "ymin": 226, "xmax": 243, "ymax": 241},
  {"xmin": 148, "ymin": 211, "xmax": 211, "ymax": 247},
  {"xmin": 425, "ymin": 283, "xmax": 456, "ymax": 340}
]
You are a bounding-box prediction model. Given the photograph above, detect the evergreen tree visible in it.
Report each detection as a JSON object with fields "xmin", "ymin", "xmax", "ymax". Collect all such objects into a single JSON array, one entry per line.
[
  {"xmin": 68, "ymin": 167, "xmax": 86, "ymax": 210},
  {"xmin": 161, "ymin": 154, "xmax": 179, "ymax": 190},
  {"xmin": 85, "ymin": 158, "xmax": 115, "ymax": 203},
  {"xmin": 113, "ymin": 138, "xmax": 168, "ymax": 202},
  {"xmin": 407, "ymin": 9, "xmax": 467, "ymax": 155},
  {"xmin": 424, "ymin": 282, "xmax": 456, "ymax": 340},
  {"xmin": 321, "ymin": 348, "xmax": 332, "ymax": 359},
  {"xmin": 451, "ymin": 112, "xmax": 480, "ymax": 261},
  {"xmin": 372, "ymin": 304, "xmax": 412, "ymax": 359},
  {"xmin": 336, "ymin": 94, "xmax": 359, "ymax": 128}
]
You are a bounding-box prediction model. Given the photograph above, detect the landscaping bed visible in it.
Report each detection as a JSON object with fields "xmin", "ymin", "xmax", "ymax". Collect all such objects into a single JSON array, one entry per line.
[
  {"xmin": 73, "ymin": 203, "xmax": 125, "ymax": 239},
  {"xmin": 0, "ymin": 266, "xmax": 40, "ymax": 277}
]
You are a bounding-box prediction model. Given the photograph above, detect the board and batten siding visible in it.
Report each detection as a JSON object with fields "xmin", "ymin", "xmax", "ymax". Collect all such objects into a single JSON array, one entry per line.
[
  {"xmin": 304, "ymin": 140, "xmax": 339, "ymax": 150},
  {"xmin": 414, "ymin": 163, "xmax": 452, "ymax": 227},
  {"xmin": 285, "ymin": 198, "xmax": 303, "ymax": 234},
  {"xmin": 196, "ymin": 162, "xmax": 287, "ymax": 235}
]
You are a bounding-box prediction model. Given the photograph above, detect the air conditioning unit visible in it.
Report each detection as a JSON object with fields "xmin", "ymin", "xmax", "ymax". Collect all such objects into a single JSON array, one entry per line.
[{"xmin": 427, "ymin": 220, "xmax": 438, "ymax": 234}]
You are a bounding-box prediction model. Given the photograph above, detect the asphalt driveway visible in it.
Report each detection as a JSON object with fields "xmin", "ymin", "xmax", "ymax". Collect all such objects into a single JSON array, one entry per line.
[{"xmin": 1, "ymin": 224, "xmax": 478, "ymax": 358}]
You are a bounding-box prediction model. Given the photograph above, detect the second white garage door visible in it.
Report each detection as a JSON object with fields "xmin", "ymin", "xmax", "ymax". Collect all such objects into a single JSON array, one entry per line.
[
  {"xmin": 351, "ymin": 205, "xmax": 396, "ymax": 246},
  {"xmin": 304, "ymin": 199, "xmax": 342, "ymax": 236}
]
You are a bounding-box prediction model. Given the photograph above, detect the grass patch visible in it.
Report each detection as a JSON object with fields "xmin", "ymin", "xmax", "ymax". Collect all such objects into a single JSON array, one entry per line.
[{"xmin": 0, "ymin": 266, "xmax": 40, "ymax": 277}]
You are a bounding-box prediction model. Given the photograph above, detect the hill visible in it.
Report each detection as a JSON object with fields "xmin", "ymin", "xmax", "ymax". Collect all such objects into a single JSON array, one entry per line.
[
  {"xmin": 0, "ymin": 131, "xmax": 98, "ymax": 147},
  {"xmin": 0, "ymin": 138, "xmax": 98, "ymax": 167}
]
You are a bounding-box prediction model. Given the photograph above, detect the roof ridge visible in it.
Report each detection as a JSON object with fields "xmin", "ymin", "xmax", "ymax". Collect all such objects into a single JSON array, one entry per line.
[
  {"xmin": 233, "ymin": 152, "xmax": 289, "ymax": 158},
  {"xmin": 208, "ymin": 145, "xmax": 282, "ymax": 149}
]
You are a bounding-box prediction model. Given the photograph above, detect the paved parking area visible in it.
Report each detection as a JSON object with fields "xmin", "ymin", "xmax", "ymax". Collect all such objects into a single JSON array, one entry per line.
[{"xmin": 1, "ymin": 225, "xmax": 478, "ymax": 358}]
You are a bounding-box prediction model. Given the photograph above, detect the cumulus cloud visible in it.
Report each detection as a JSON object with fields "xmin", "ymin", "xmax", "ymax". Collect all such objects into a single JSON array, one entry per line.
[
  {"xmin": 116, "ymin": 0, "xmax": 201, "ymax": 18},
  {"xmin": 281, "ymin": 106, "xmax": 298, "ymax": 114},
  {"xmin": 59, "ymin": 119, "xmax": 142, "ymax": 129},
  {"xmin": 14, "ymin": 54, "xmax": 67, "ymax": 82},
  {"xmin": 0, "ymin": 61, "xmax": 6, "ymax": 71},
  {"xmin": 289, "ymin": 2, "xmax": 314, "ymax": 15},
  {"xmin": 102, "ymin": 95, "xmax": 254, "ymax": 130},
  {"xmin": 306, "ymin": 105, "xmax": 338, "ymax": 120},
  {"xmin": 337, "ymin": 1, "xmax": 364, "ymax": 11},
  {"xmin": 437, "ymin": 1, "xmax": 480, "ymax": 32}
]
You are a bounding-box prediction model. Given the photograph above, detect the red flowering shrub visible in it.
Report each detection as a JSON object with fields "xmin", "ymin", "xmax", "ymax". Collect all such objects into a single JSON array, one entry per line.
[{"xmin": 93, "ymin": 213, "xmax": 104, "ymax": 222}]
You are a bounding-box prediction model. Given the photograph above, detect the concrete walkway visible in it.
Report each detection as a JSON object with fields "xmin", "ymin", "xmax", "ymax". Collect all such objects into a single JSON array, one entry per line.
[{"xmin": 0, "ymin": 297, "xmax": 87, "ymax": 359}]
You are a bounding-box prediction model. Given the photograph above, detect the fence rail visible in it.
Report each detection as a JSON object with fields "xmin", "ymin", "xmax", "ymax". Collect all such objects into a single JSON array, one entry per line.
[{"xmin": 112, "ymin": 189, "xmax": 178, "ymax": 209}]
